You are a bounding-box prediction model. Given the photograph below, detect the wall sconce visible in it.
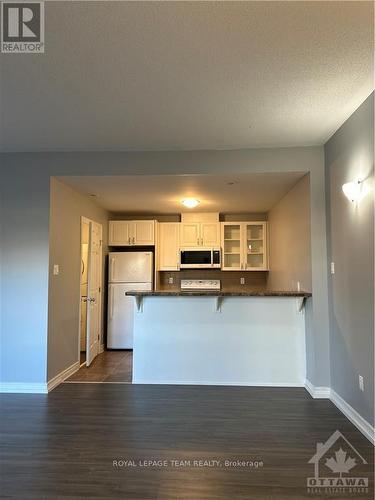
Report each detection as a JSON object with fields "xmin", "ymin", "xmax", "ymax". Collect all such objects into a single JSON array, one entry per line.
[{"xmin": 342, "ymin": 179, "xmax": 370, "ymax": 203}]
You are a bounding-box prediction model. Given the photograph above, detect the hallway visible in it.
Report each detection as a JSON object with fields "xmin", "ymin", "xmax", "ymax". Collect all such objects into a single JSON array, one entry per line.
[{"xmin": 66, "ymin": 351, "xmax": 132, "ymax": 383}]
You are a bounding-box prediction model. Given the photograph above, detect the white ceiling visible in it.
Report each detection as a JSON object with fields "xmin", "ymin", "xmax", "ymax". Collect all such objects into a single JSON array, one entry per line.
[
  {"xmin": 0, "ymin": 1, "xmax": 373, "ymax": 152},
  {"xmin": 60, "ymin": 172, "xmax": 307, "ymax": 214}
]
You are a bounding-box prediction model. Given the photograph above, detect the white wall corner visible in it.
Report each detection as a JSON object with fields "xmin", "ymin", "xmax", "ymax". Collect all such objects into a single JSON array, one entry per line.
[
  {"xmin": 47, "ymin": 361, "xmax": 80, "ymax": 392},
  {"xmin": 0, "ymin": 383, "xmax": 48, "ymax": 394},
  {"xmin": 304, "ymin": 379, "xmax": 331, "ymax": 398},
  {"xmin": 330, "ymin": 389, "xmax": 375, "ymax": 445}
]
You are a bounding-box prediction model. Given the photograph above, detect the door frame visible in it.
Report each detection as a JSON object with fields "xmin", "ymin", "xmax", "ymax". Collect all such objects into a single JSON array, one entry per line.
[{"xmin": 78, "ymin": 216, "xmax": 103, "ymax": 367}]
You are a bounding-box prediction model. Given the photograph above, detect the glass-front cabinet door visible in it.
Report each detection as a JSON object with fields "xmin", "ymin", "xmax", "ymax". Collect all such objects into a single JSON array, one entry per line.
[
  {"xmin": 222, "ymin": 223, "xmax": 242, "ymax": 270},
  {"xmin": 221, "ymin": 221, "xmax": 268, "ymax": 271},
  {"xmin": 244, "ymin": 222, "xmax": 268, "ymax": 270}
]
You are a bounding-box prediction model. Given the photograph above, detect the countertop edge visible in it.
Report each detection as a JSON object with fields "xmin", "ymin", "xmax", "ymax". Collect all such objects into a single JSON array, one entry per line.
[{"xmin": 125, "ymin": 290, "xmax": 312, "ymax": 297}]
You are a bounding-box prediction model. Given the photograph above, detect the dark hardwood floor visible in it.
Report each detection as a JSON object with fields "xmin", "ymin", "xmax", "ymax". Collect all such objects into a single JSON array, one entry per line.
[
  {"xmin": 66, "ymin": 350, "xmax": 132, "ymax": 383},
  {"xmin": 0, "ymin": 385, "xmax": 373, "ymax": 499}
]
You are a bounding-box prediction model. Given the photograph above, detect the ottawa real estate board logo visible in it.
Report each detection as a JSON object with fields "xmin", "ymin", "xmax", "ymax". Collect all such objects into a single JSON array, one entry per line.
[
  {"xmin": 1, "ymin": 1, "xmax": 44, "ymax": 53},
  {"xmin": 307, "ymin": 430, "xmax": 369, "ymax": 496}
]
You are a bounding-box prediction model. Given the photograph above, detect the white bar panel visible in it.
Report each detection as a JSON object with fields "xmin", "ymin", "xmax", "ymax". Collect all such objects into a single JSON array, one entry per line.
[{"xmin": 133, "ymin": 296, "xmax": 306, "ymax": 386}]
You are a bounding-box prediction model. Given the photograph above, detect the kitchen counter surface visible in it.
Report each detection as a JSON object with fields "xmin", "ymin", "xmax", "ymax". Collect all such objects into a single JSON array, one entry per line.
[{"xmin": 126, "ymin": 289, "xmax": 311, "ymax": 297}]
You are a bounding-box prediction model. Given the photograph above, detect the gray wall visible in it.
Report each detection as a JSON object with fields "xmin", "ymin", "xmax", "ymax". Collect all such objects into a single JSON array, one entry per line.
[
  {"xmin": 48, "ymin": 178, "xmax": 110, "ymax": 381},
  {"xmin": 325, "ymin": 92, "xmax": 374, "ymax": 425},
  {"xmin": 0, "ymin": 147, "xmax": 330, "ymax": 387},
  {"xmin": 268, "ymin": 174, "xmax": 312, "ymax": 292}
]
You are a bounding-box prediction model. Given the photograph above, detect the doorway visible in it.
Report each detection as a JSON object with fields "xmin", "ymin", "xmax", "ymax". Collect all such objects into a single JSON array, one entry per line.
[{"xmin": 79, "ymin": 217, "xmax": 103, "ymax": 367}]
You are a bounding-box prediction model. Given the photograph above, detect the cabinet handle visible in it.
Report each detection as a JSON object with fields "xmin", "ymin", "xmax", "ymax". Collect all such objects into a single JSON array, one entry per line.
[
  {"xmin": 201, "ymin": 238, "xmax": 203, "ymax": 246},
  {"xmin": 197, "ymin": 238, "xmax": 199, "ymax": 246},
  {"xmin": 133, "ymin": 237, "xmax": 135, "ymax": 244},
  {"xmin": 128, "ymin": 237, "xmax": 130, "ymax": 245}
]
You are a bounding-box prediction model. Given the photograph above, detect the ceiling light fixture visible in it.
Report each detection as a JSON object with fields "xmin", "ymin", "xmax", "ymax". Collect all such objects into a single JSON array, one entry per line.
[
  {"xmin": 342, "ymin": 179, "xmax": 370, "ymax": 203},
  {"xmin": 181, "ymin": 198, "xmax": 200, "ymax": 209}
]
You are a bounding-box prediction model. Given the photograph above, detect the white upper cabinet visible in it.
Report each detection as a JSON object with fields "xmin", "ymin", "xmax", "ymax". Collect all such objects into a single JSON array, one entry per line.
[
  {"xmin": 158, "ymin": 223, "xmax": 180, "ymax": 271},
  {"xmin": 133, "ymin": 220, "xmax": 155, "ymax": 246},
  {"xmin": 180, "ymin": 213, "xmax": 220, "ymax": 247},
  {"xmin": 201, "ymin": 222, "xmax": 220, "ymax": 246},
  {"xmin": 109, "ymin": 221, "xmax": 132, "ymax": 246},
  {"xmin": 109, "ymin": 220, "xmax": 155, "ymax": 246},
  {"xmin": 180, "ymin": 222, "xmax": 220, "ymax": 247},
  {"xmin": 180, "ymin": 222, "xmax": 201, "ymax": 247},
  {"xmin": 221, "ymin": 221, "xmax": 268, "ymax": 271}
]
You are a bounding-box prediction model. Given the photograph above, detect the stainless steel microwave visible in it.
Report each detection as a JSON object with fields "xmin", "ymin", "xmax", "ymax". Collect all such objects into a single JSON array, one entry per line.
[{"xmin": 179, "ymin": 248, "xmax": 221, "ymax": 269}]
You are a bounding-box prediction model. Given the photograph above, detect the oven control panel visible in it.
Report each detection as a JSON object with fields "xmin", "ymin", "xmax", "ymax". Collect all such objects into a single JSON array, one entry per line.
[{"xmin": 181, "ymin": 279, "xmax": 221, "ymax": 290}]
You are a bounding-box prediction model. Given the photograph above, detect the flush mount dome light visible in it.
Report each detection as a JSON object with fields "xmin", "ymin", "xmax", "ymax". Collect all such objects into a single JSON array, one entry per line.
[
  {"xmin": 181, "ymin": 198, "xmax": 200, "ymax": 209},
  {"xmin": 342, "ymin": 180, "xmax": 370, "ymax": 203}
]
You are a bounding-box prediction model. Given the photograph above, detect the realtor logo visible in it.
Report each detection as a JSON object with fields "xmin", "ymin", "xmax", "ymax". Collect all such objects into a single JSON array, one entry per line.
[
  {"xmin": 307, "ymin": 430, "xmax": 369, "ymax": 496},
  {"xmin": 1, "ymin": 1, "xmax": 44, "ymax": 53}
]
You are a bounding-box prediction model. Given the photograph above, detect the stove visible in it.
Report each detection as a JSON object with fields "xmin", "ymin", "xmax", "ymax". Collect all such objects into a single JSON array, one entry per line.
[{"xmin": 180, "ymin": 279, "xmax": 221, "ymax": 291}]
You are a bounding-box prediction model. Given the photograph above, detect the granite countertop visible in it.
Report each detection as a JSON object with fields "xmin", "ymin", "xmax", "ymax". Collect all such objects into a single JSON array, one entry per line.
[{"xmin": 125, "ymin": 289, "xmax": 312, "ymax": 297}]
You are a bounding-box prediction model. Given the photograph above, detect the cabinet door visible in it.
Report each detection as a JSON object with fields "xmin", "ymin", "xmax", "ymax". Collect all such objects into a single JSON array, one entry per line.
[
  {"xmin": 243, "ymin": 222, "xmax": 268, "ymax": 270},
  {"xmin": 133, "ymin": 220, "xmax": 155, "ymax": 246},
  {"xmin": 158, "ymin": 223, "xmax": 180, "ymax": 270},
  {"xmin": 109, "ymin": 221, "xmax": 132, "ymax": 246},
  {"xmin": 180, "ymin": 223, "xmax": 200, "ymax": 247},
  {"xmin": 201, "ymin": 222, "xmax": 220, "ymax": 247},
  {"xmin": 221, "ymin": 223, "xmax": 242, "ymax": 270}
]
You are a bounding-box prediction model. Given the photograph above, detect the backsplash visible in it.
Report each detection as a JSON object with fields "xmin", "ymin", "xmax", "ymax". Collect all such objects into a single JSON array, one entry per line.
[{"xmin": 158, "ymin": 270, "xmax": 268, "ymax": 291}]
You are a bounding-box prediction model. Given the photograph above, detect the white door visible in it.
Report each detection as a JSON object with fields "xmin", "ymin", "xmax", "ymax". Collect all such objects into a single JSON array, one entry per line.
[
  {"xmin": 180, "ymin": 223, "xmax": 200, "ymax": 247},
  {"xmin": 86, "ymin": 221, "xmax": 102, "ymax": 366},
  {"xmin": 107, "ymin": 282, "xmax": 152, "ymax": 349}
]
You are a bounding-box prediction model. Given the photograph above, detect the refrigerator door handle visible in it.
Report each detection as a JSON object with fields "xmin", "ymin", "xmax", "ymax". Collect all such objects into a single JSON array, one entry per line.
[
  {"xmin": 110, "ymin": 258, "xmax": 115, "ymax": 281},
  {"xmin": 109, "ymin": 286, "xmax": 114, "ymax": 320}
]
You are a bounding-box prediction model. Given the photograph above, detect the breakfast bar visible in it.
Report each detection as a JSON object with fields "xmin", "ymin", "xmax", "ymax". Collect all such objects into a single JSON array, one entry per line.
[{"xmin": 126, "ymin": 289, "xmax": 312, "ymax": 387}]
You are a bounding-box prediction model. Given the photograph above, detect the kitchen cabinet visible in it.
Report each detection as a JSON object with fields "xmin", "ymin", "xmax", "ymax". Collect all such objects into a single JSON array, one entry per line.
[
  {"xmin": 158, "ymin": 223, "xmax": 180, "ymax": 270},
  {"xmin": 221, "ymin": 222, "xmax": 268, "ymax": 271},
  {"xmin": 180, "ymin": 222, "xmax": 220, "ymax": 247},
  {"xmin": 109, "ymin": 220, "xmax": 155, "ymax": 246}
]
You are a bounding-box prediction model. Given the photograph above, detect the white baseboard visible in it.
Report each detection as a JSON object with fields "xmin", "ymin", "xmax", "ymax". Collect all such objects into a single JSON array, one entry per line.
[
  {"xmin": 0, "ymin": 382, "xmax": 48, "ymax": 394},
  {"xmin": 133, "ymin": 380, "xmax": 305, "ymax": 387},
  {"xmin": 304, "ymin": 379, "xmax": 331, "ymax": 398},
  {"xmin": 304, "ymin": 379, "xmax": 374, "ymax": 445},
  {"xmin": 47, "ymin": 361, "xmax": 80, "ymax": 392},
  {"xmin": 330, "ymin": 389, "xmax": 375, "ymax": 445}
]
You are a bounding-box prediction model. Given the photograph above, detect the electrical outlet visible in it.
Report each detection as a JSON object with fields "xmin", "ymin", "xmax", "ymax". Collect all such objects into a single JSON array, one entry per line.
[
  {"xmin": 53, "ymin": 264, "xmax": 59, "ymax": 276},
  {"xmin": 331, "ymin": 262, "xmax": 335, "ymax": 275},
  {"xmin": 359, "ymin": 375, "xmax": 364, "ymax": 392},
  {"xmin": 240, "ymin": 277, "xmax": 245, "ymax": 285},
  {"xmin": 168, "ymin": 277, "xmax": 174, "ymax": 285}
]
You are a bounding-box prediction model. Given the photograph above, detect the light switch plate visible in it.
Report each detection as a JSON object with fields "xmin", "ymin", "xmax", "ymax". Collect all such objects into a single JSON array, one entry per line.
[
  {"xmin": 53, "ymin": 264, "xmax": 59, "ymax": 275},
  {"xmin": 330, "ymin": 262, "xmax": 335, "ymax": 275},
  {"xmin": 240, "ymin": 277, "xmax": 245, "ymax": 285}
]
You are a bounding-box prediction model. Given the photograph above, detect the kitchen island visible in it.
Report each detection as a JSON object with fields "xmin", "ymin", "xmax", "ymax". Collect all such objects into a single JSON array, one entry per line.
[{"xmin": 126, "ymin": 289, "xmax": 311, "ymax": 387}]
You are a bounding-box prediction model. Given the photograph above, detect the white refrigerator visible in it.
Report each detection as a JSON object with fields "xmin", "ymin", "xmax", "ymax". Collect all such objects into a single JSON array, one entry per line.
[{"xmin": 107, "ymin": 252, "xmax": 153, "ymax": 349}]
